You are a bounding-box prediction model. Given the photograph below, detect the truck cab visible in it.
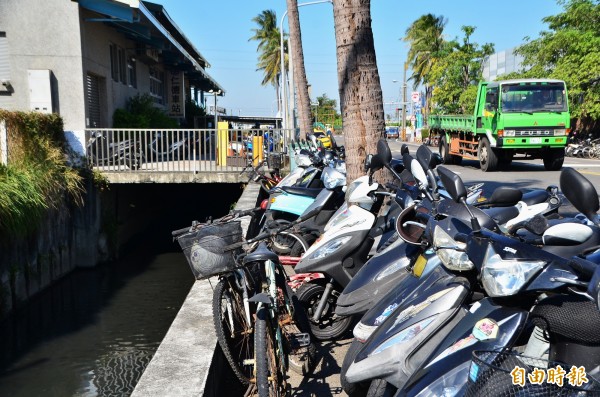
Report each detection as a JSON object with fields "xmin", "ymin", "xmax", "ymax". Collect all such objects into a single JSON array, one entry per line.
[{"xmin": 433, "ymin": 79, "xmax": 570, "ymax": 171}]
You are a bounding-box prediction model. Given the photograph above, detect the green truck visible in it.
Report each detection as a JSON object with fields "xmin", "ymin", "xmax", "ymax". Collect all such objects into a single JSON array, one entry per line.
[{"xmin": 429, "ymin": 79, "xmax": 571, "ymax": 171}]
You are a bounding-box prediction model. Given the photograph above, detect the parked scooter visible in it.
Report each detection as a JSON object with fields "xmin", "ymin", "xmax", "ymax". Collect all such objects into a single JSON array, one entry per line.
[
  {"xmin": 292, "ymin": 149, "xmax": 401, "ymax": 340},
  {"xmin": 87, "ymin": 130, "xmax": 145, "ymax": 170},
  {"xmin": 148, "ymin": 130, "xmax": 199, "ymax": 161},
  {"xmin": 344, "ymin": 166, "xmax": 600, "ymax": 397},
  {"xmin": 336, "ymin": 143, "xmax": 560, "ymax": 320}
]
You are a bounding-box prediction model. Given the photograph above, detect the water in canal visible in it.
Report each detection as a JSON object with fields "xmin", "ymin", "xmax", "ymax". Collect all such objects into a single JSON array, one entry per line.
[{"xmin": 0, "ymin": 183, "xmax": 242, "ymax": 396}]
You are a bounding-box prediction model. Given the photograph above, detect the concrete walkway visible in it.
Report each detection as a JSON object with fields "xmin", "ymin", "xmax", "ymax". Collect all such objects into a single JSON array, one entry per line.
[{"xmin": 131, "ymin": 182, "xmax": 261, "ymax": 397}]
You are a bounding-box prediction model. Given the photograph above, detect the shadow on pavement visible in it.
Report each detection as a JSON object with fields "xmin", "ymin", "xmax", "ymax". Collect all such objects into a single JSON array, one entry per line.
[{"xmin": 290, "ymin": 337, "xmax": 352, "ymax": 397}]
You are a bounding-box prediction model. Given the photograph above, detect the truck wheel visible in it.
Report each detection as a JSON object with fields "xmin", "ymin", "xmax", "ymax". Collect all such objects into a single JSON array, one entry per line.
[
  {"xmin": 439, "ymin": 137, "xmax": 452, "ymax": 164},
  {"xmin": 478, "ymin": 138, "xmax": 498, "ymax": 172},
  {"xmin": 543, "ymin": 148, "xmax": 564, "ymax": 171},
  {"xmin": 440, "ymin": 136, "xmax": 462, "ymax": 165}
]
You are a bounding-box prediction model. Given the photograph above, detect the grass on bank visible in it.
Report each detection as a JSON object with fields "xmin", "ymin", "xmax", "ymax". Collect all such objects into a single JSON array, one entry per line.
[{"xmin": 0, "ymin": 110, "xmax": 84, "ymax": 236}]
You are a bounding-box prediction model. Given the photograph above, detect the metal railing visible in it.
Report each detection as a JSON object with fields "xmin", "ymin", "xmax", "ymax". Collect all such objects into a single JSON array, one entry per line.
[{"xmin": 85, "ymin": 128, "xmax": 292, "ymax": 174}]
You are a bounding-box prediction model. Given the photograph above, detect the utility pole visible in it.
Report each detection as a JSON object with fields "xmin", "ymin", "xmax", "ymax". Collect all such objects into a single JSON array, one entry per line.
[{"xmin": 401, "ymin": 62, "xmax": 407, "ymax": 141}]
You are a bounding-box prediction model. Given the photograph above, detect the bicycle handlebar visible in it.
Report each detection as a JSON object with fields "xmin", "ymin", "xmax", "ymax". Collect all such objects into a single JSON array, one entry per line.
[
  {"xmin": 171, "ymin": 207, "xmax": 261, "ymax": 238},
  {"xmin": 222, "ymin": 211, "xmax": 316, "ymax": 252}
]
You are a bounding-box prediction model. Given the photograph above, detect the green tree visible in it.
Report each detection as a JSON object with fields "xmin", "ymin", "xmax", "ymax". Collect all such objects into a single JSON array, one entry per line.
[
  {"xmin": 429, "ymin": 26, "xmax": 494, "ymax": 114},
  {"xmin": 250, "ymin": 10, "xmax": 288, "ymax": 116},
  {"xmin": 404, "ymin": 14, "xmax": 447, "ymax": 124},
  {"xmin": 511, "ymin": 0, "xmax": 600, "ymax": 130},
  {"xmin": 113, "ymin": 94, "xmax": 178, "ymax": 128},
  {"xmin": 311, "ymin": 94, "xmax": 341, "ymax": 126}
]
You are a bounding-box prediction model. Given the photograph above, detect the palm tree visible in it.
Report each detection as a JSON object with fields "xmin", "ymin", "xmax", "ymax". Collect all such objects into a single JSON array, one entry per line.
[
  {"xmin": 404, "ymin": 14, "xmax": 447, "ymax": 124},
  {"xmin": 332, "ymin": 0, "xmax": 386, "ymax": 182},
  {"xmin": 286, "ymin": 0, "xmax": 312, "ymax": 139},
  {"xmin": 250, "ymin": 10, "xmax": 288, "ymax": 116}
]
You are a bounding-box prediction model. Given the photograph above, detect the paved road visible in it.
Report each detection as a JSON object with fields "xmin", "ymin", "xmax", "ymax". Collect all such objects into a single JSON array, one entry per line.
[
  {"xmin": 387, "ymin": 140, "xmax": 600, "ymax": 190},
  {"xmin": 289, "ymin": 138, "xmax": 600, "ymax": 396}
]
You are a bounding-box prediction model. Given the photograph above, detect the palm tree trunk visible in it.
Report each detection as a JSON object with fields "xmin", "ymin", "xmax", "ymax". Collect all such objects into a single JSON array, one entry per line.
[
  {"xmin": 333, "ymin": 0, "xmax": 385, "ymax": 182},
  {"xmin": 286, "ymin": 0, "xmax": 312, "ymax": 140}
]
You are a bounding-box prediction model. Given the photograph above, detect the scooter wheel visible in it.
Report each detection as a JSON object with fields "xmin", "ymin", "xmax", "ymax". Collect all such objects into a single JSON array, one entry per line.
[
  {"xmin": 297, "ymin": 283, "xmax": 353, "ymax": 340},
  {"xmin": 341, "ymin": 339, "xmax": 369, "ymax": 397},
  {"xmin": 367, "ymin": 379, "xmax": 397, "ymax": 397}
]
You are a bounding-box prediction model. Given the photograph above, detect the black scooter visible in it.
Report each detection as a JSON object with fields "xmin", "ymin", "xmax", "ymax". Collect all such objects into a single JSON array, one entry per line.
[{"xmin": 347, "ymin": 166, "xmax": 600, "ymax": 397}]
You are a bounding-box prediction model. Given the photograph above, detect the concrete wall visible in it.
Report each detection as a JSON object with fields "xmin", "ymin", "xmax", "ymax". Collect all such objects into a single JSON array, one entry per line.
[
  {"xmin": 0, "ymin": 180, "xmax": 104, "ymax": 316},
  {"xmin": 0, "ymin": 0, "xmax": 85, "ymax": 131},
  {"xmin": 0, "ymin": 0, "xmax": 171, "ymax": 144}
]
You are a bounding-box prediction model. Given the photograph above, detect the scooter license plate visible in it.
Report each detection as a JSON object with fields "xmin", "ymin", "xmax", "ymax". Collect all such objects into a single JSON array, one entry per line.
[{"xmin": 412, "ymin": 254, "xmax": 427, "ymax": 277}]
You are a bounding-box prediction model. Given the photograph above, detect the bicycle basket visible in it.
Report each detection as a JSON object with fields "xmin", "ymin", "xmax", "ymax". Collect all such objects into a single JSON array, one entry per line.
[
  {"xmin": 466, "ymin": 350, "xmax": 600, "ymax": 397},
  {"xmin": 176, "ymin": 221, "xmax": 243, "ymax": 280}
]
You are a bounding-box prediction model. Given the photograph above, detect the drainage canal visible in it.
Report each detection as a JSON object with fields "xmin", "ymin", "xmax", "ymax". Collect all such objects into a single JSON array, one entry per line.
[{"xmin": 0, "ymin": 183, "xmax": 243, "ymax": 397}]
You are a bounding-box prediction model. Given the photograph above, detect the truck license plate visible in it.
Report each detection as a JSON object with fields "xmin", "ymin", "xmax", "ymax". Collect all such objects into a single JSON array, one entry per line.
[{"xmin": 530, "ymin": 137, "xmax": 542, "ymax": 144}]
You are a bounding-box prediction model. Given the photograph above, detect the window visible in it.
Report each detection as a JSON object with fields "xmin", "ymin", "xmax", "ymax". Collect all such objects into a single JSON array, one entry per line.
[
  {"xmin": 485, "ymin": 87, "xmax": 498, "ymax": 112},
  {"xmin": 0, "ymin": 32, "xmax": 9, "ymax": 83},
  {"xmin": 109, "ymin": 43, "xmax": 119, "ymax": 82},
  {"xmin": 149, "ymin": 67, "xmax": 164, "ymax": 104},
  {"xmin": 118, "ymin": 47, "xmax": 126, "ymax": 84},
  {"xmin": 127, "ymin": 56, "xmax": 137, "ymax": 88},
  {"xmin": 109, "ymin": 43, "xmax": 127, "ymax": 84}
]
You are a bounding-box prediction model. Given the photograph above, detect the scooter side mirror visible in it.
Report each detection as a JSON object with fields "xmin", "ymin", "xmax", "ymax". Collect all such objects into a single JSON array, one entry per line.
[
  {"xmin": 401, "ymin": 144, "xmax": 409, "ymax": 155},
  {"xmin": 410, "ymin": 158, "xmax": 428, "ymax": 188},
  {"xmin": 438, "ymin": 166, "xmax": 481, "ymax": 232},
  {"xmin": 364, "ymin": 154, "xmax": 373, "ymax": 172},
  {"xmin": 560, "ymin": 168, "xmax": 600, "ymax": 226},
  {"xmin": 377, "ymin": 139, "xmax": 392, "ymax": 165},
  {"xmin": 437, "ymin": 166, "xmax": 468, "ymax": 203},
  {"xmin": 369, "ymin": 154, "xmax": 384, "ymax": 173},
  {"xmin": 416, "ymin": 144, "xmax": 439, "ymax": 171}
]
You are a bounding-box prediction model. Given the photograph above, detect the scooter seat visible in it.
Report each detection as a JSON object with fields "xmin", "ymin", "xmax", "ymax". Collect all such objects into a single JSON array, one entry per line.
[
  {"xmin": 243, "ymin": 243, "xmax": 280, "ymax": 265},
  {"xmin": 280, "ymin": 186, "xmax": 323, "ymax": 198},
  {"xmin": 521, "ymin": 189, "xmax": 550, "ymax": 206},
  {"xmin": 482, "ymin": 206, "xmax": 520, "ymax": 226}
]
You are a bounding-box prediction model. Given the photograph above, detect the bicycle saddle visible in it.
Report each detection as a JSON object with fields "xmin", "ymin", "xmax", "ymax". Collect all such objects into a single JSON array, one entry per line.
[{"xmin": 243, "ymin": 242, "xmax": 280, "ymax": 265}]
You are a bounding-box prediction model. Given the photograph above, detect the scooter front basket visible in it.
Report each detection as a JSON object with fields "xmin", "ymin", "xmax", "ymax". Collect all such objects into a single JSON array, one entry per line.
[{"xmin": 466, "ymin": 350, "xmax": 600, "ymax": 396}]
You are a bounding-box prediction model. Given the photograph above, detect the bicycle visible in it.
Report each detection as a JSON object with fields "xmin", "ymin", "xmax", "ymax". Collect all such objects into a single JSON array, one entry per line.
[
  {"xmin": 173, "ymin": 209, "xmax": 317, "ymax": 396},
  {"xmin": 240, "ymin": 155, "xmax": 282, "ymax": 195}
]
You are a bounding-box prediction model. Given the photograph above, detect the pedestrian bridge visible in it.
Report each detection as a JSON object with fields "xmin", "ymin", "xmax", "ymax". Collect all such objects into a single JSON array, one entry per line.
[{"xmin": 86, "ymin": 128, "xmax": 293, "ymax": 184}]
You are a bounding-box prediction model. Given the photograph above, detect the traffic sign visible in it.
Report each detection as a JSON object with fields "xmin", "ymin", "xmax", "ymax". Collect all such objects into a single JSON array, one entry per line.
[{"xmin": 411, "ymin": 91, "xmax": 420, "ymax": 103}]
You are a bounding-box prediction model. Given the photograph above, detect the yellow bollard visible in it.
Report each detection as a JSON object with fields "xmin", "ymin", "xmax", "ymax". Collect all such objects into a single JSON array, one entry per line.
[
  {"xmin": 217, "ymin": 121, "xmax": 229, "ymax": 166},
  {"xmin": 252, "ymin": 135, "xmax": 264, "ymax": 166}
]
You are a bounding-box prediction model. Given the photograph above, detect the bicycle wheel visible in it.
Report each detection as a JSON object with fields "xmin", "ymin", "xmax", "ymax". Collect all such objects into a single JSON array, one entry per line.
[
  {"xmin": 212, "ymin": 278, "xmax": 254, "ymax": 385},
  {"xmin": 255, "ymin": 306, "xmax": 285, "ymax": 397}
]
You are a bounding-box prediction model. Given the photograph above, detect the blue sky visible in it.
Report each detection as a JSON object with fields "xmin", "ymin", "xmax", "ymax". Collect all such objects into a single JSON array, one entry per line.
[{"xmin": 155, "ymin": 0, "xmax": 563, "ymax": 117}]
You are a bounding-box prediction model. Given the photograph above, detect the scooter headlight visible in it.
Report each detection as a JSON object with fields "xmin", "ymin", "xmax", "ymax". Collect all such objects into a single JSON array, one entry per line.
[
  {"xmin": 433, "ymin": 226, "xmax": 474, "ymax": 271},
  {"xmin": 375, "ymin": 257, "xmax": 411, "ymax": 281},
  {"xmin": 481, "ymin": 245, "xmax": 545, "ymax": 297},
  {"xmin": 306, "ymin": 235, "xmax": 353, "ymax": 260},
  {"xmin": 414, "ymin": 360, "xmax": 470, "ymax": 397},
  {"xmin": 369, "ymin": 316, "xmax": 437, "ymax": 356},
  {"xmin": 353, "ymin": 322, "xmax": 378, "ymax": 342},
  {"xmin": 322, "ymin": 167, "xmax": 346, "ymax": 189}
]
